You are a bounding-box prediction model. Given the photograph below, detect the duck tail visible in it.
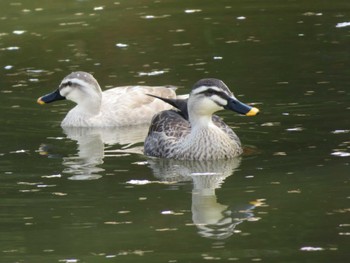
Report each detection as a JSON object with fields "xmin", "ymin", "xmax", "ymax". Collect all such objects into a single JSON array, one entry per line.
[
  {"xmin": 146, "ymin": 94, "xmax": 189, "ymax": 120},
  {"xmin": 146, "ymin": 93, "xmax": 178, "ymax": 108}
]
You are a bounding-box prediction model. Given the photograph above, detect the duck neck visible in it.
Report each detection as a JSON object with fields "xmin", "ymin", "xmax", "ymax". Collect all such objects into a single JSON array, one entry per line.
[
  {"xmin": 189, "ymin": 112, "xmax": 213, "ymax": 130},
  {"xmin": 188, "ymin": 113, "xmax": 223, "ymax": 146},
  {"xmin": 76, "ymin": 95, "xmax": 102, "ymax": 116}
]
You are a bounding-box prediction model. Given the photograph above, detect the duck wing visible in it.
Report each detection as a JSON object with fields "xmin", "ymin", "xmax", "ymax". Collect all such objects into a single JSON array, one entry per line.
[
  {"xmin": 144, "ymin": 109, "xmax": 191, "ymax": 157},
  {"xmin": 103, "ymin": 85, "xmax": 176, "ymax": 125},
  {"xmin": 212, "ymin": 115, "xmax": 241, "ymax": 146},
  {"xmin": 148, "ymin": 109, "xmax": 190, "ymax": 138}
]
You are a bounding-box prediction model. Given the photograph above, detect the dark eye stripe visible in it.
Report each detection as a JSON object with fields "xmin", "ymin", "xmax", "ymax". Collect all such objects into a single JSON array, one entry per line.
[
  {"xmin": 199, "ymin": 88, "xmax": 219, "ymax": 96},
  {"xmin": 60, "ymin": 80, "xmax": 73, "ymax": 89},
  {"xmin": 199, "ymin": 88, "xmax": 232, "ymax": 102}
]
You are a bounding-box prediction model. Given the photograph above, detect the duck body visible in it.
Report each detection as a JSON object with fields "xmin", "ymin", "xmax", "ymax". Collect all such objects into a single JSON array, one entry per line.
[
  {"xmin": 144, "ymin": 78, "xmax": 259, "ymax": 161},
  {"xmin": 37, "ymin": 72, "xmax": 176, "ymax": 127},
  {"xmin": 146, "ymin": 111, "xmax": 242, "ymax": 160}
]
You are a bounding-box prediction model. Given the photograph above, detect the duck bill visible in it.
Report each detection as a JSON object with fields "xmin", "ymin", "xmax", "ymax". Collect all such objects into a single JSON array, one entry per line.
[
  {"xmin": 225, "ymin": 98, "xmax": 259, "ymax": 116},
  {"xmin": 37, "ymin": 89, "xmax": 65, "ymax": 104}
]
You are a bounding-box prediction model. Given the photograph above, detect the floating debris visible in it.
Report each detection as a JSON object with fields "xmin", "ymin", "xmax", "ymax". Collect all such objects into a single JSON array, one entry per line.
[
  {"xmin": 173, "ymin": 43, "xmax": 191, "ymax": 47},
  {"xmin": 336, "ymin": 22, "xmax": 350, "ymax": 28},
  {"xmin": 155, "ymin": 228, "xmax": 178, "ymax": 231},
  {"xmin": 300, "ymin": 246, "xmax": 324, "ymax": 251},
  {"xmin": 93, "ymin": 6, "xmax": 104, "ymax": 11},
  {"xmin": 273, "ymin": 152, "xmax": 287, "ymax": 156},
  {"xmin": 116, "ymin": 43, "xmax": 128, "ymax": 48},
  {"xmin": 138, "ymin": 70, "xmax": 167, "ymax": 76},
  {"xmin": 286, "ymin": 127, "xmax": 304, "ymax": 132},
  {"xmin": 141, "ymin": 14, "xmax": 170, "ymax": 19},
  {"xmin": 58, "ymin": 259, "xmax": 79, "ymax": 263},
  {"xmin": 288, "ymin": 189, "xmax": 302, "ymax": 194},
  {"xmin": 126, "ymin": 180, "xmax": 175, "ymax": 185},
  {"xmin": 331, "ymin": 151, "xmax": 350, "ymax": 157},
  {"xmin": 332, "ymin": 129, "xmax": 350, "ymax": 134},
  {"xmin": 261, "ymin": 122, "xmax": 280, "ymax": 127},
  {"xmin": 126, "ymin": 180, "xmax": 151, "ymax": 185},
  {"xmin": 41, "ymin": 174, "xmax": 61, "ymax": 178},
  {"xmin": 133, "ymin": 161, "xmax": 148, "ymax": 166},
  {"xmin": 117, "ymin": 210, "xmax": 130, "ymax": 214},
  {"xmin": 10, "ymin": 149, "xmax": 29, "ymax": 154},
  {"xmin": 52, "ymin": 192, "xmax": 67, "ymax": 196},
  {"xmin": 18, "ymin": 181, "xmax": 42, "ymax": 186},
  {"xmin": 302, "ymin": 12, "xmax": 323, "ymax": 16},
  {"xmin": 160, "ymin": 210, "xmax": 184, "ymax": 216},
  {"xmin": 37, "ymin": 184, "xmax": 56, "ymax": 188},
  {"xmin": 13, "ymin": 30, "xmax": 26, "ymax": 35},
  {"xmin": 104, "ymin": 221, "xmax": 132, "ymax": 225},
  {"xmin": 184, "ymin": 9, "xmax": 202, "ymax": 14},
  {"xmin": 4, "ymin": 46, "xmax": 20, "ymax": 51}
]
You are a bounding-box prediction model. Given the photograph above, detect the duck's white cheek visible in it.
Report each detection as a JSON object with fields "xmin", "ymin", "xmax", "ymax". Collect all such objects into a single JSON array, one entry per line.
[
  {"xmin": 212, "ymin": 95, "xmax": 227, "ymax": 107},
  {"xmin": 59, "ymin": 87, "xmax": 70, "ymax": 97}
]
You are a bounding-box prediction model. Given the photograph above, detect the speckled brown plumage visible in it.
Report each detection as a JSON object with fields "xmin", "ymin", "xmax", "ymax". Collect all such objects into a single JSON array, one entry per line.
[{"xmin": 144, "ymin": 78, "xmax": 258, "ymax": 160}]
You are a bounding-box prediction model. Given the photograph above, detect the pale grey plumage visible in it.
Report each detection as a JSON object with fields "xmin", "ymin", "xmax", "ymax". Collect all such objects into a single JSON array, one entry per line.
[{"xmin": 38, "ymin": 71, "xmax": 177, "ymax": 127}]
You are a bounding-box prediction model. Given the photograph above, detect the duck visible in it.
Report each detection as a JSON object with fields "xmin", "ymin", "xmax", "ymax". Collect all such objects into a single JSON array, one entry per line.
[
  {"xmin": 37, "ymin": 71, "xmax": 177, "ymax": 127},
  {"xmin": 143, "ymin": 78, "xmax": 259, "ymax": 160}
]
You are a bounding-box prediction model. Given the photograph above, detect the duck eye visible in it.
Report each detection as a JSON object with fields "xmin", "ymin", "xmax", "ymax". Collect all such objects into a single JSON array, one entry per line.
[
  {"xmin": 66, "ymin": 81, "xmax": 72, "ymax": 86},
  {"xmin": 205, "ymin": 89, "xmax": 216, "ymax": 96}
]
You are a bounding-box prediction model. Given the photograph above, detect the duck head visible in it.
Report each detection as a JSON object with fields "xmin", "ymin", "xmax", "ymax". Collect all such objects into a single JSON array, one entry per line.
[
  {"xmin": 188, "ymin": 78, "xmax": 259, "ymax": 121},
  {"xmin": 37, "ymin": 71, "xmax": 102, "ymax": 106}
]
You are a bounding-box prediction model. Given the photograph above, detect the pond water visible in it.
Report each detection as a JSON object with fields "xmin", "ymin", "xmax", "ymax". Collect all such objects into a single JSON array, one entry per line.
[{"xmin": 0, "ymin": 0, "xmax": 349, "ymax": 262}]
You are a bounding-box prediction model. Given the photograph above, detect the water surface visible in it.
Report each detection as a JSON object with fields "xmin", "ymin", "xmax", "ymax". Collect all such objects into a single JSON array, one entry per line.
[{"xmin": 0, "ymin": 0, "xmax": 349, "ymax": 262}]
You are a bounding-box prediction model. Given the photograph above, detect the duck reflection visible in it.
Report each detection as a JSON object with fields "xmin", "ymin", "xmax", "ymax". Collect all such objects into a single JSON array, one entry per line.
[
  {"xmin": 147, "ymin": 158, "xmax": 263, "ymax": 239},
  {"xmin": 45, "ymin": 125, "xmax": 149, "ymax": 180},
  {"xmin": 62, "ymin": 127, "xmax": 104, "ymax": 180}
]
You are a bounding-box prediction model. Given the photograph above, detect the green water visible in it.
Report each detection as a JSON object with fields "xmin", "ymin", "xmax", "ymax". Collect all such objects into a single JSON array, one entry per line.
[{"xmin": 0, "ymin": 0, "xmax": 349, "ymax": 262}]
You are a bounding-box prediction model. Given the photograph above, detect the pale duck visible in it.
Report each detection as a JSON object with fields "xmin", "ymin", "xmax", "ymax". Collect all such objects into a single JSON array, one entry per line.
[
  {"xmin": 37, "ymin": 71, "xmax": 177, "ymax": 127},
  {"xmin": 143, "ymin": 78, "xmax": 259, "ymax": 160}
]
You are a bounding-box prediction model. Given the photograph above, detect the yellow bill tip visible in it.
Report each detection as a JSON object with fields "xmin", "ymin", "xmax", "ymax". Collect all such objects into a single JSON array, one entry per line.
[
  {"xmin": 37, "ymin": 97, "xmax": 45, "ymax": 105},
  {"xmin": 246, "ymin": 107, "xmax": 259, "ymax": 116}
]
